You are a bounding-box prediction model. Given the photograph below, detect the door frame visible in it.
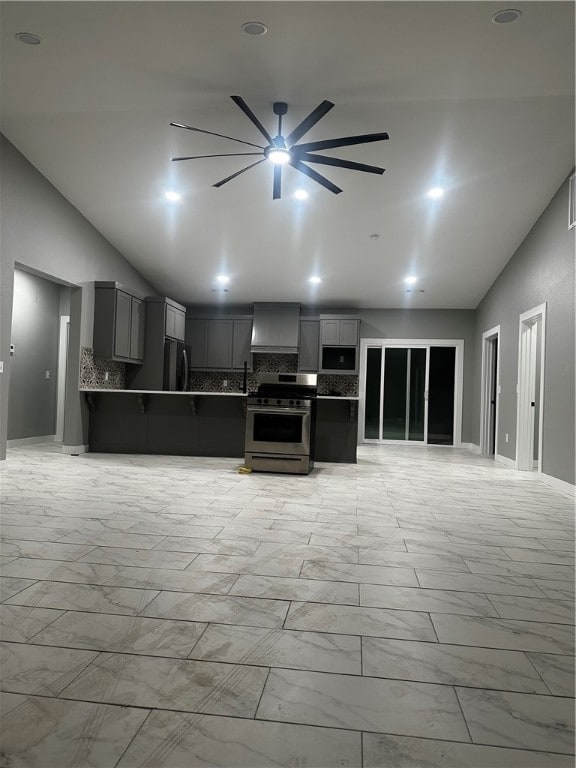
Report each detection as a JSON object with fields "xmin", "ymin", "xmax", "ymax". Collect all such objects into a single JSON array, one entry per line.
[
  {"xmin": 479, "ymin": 325, "xmax": 500, "ymax": 455},
  {"xmin": 358, "ymin": 338, "xmax": 464, "ymax": 447},
  {"xmin": 55, "ymin": 315, "xmax": 70, "ymax": 442},
  {"xmin": 516, "ymin": 303, "xmax": 546, "ymax": 472}
]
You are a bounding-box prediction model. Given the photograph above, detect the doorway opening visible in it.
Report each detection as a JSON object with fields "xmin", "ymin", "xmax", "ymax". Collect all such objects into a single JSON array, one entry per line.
[
  {"xmin": 480, "ymin": 325, "xmax": 500, "ymax": 455},
  {"xmin": 516, "ymin": 304, "xmax": 546, "ymax": 472},
  {"xmin": 359, "ymin": 339, "xmax": 464, "ymax": 446}
]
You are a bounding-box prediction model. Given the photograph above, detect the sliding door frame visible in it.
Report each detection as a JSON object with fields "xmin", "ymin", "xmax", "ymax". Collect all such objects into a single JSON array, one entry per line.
[{"xmin": 358, "ymin": 338, "xmax": 464, "ymax": 447}]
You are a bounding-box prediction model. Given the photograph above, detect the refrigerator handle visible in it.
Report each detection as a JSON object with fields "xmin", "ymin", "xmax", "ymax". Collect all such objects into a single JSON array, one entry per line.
[{"xmin": 182, "ymin": 348, "xmax": 189, "ymax": 391}]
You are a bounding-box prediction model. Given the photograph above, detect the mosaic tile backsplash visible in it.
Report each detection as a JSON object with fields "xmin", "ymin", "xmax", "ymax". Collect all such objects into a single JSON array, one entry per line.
[
  {"xmin": 82, "ymin": 349, "xmax": 358, "ymax": 396},
  {"xmin": 80, "ymin": 347, "xmax": 125, "ymax": 389}
]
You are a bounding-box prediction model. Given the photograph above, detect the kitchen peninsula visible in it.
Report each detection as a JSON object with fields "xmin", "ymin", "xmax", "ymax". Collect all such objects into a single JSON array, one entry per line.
[{"xmin": 82, "ymin": 389, "xmax": 359, "ymax": 464}]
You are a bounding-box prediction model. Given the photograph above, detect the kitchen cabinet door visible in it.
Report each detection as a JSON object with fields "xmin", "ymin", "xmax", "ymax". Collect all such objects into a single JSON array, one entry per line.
[
  {"xmin": 206, "ymin": 319, "xmax": 233, "ymax": 369},
  {"xmin": 187, "ymin": 319, "xmax": 208, "ymax": 368},
  {"xmin": 113, "ymin": 291, "xmax": 132, "ymax": 359},
  {"xmin": 165, "ymin": 305, "xmax": 185, "ymax": 341},
  {"xmin": 130, "ymin": 297, "xmax": 145, "ymax": 361},
  {"xmin": 339, "ymin": 319, "xmax": 359, "ymax": 346},
  {"xmin": 299, "ymin": 320, "xmax": 320, "ymax": 372},
  {"xmin": 320, "ymin": 319, "xmax": 339, "ymax": 346},
  {"xmin": 232, "ymin": 319, "xmax": 252, "ymax": 370}
]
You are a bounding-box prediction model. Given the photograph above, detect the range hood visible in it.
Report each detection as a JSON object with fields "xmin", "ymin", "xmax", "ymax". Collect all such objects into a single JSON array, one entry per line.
[{"xmin": 251, "ymin": 303, "xmax": 300, "ymax": 354}]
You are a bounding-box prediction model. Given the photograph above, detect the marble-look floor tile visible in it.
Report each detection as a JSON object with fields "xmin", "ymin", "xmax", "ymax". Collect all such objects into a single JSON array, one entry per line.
[
  {"xmin": 0, "ymin": 576, "xmax": 37, "ymax": 602},
  {"xmin": 190, "ymin": 623, "xmax": 361, "ymax": 674},
  {"xmin": 31, "ymin": 610, "xmax": 207, "ymax": 658},
  {"xmin": 406, "ymin": 541, "xmax": 512, "ymax": 560},
  {"xmin": 431, "ymin": 613, "xmax": 575, "ymax": 655},
  {"xmin": 57, "ymin": 530, "xmax": 167, "ymax": 549},
  {"xmin": 0, "ymin": 692, "xmax": 150, "ymax": 768},
  {"xmin": 363, "ymin": 732, "xmax": 574, "ymax": 767},
  {"xmin": 78, "ymin": 546, "xmax": 197, "ymax": 569},
  {"xmin": 0, "ymin": 641, "xmax": 98, "ymax": 696},
  {"xmin": 301, "ymin": 560, "xmax": 419, "ymax": 586},
  {"xmin": 415, "ymin": 569, "xmax": 546, "ymax": 597},
  {"xmin": 102, "ymin": 565, "xmax": 237, "ymax": 594},
  {"xmin": 0, "ymin": 539, "xmax": 97, "ymax": 561},
  {"xmin": 229, "ymin": 574, "xmax": 359, "ymax": 605},
  {"xmin": 142, "ymin": 590, "xmax": 289, "ymax": 628},
  {"xmin": 0, "ymin": 605, "xmax": 64, "ymax": 642},
  {"xmin": 503, "ymin": 547, "xmax": 575, "ymax": 566},
  {"xmin": 464, "ymin": 557, "xmax": 575, "ymax": 581},
  {"xmin": 456, "ymin": 687, "xmax": 575, "ymax": 753},
  {"xmin": 362, "ymin": 637, "xmax": 548, "ymax": 693},
  {"xmin": 256, "ymin": 668, "xmax": 470, "ymax": 741},
  {"xmin": 5, "ymin": 580, "xmax": 160, "ymax": 616},
  {"xmin": 61, "ymin": 651, "xmax": 269, "ymax": 718},
  {"xmin": 116, "ymin": 709, "xmax": 362, "ymax": 768},
  {"xmin": 487, "ymin": 594, "xmax": 574, "ymax": 624},
  {"xmin": 310, "ymin": 533, "xmax": 409, "ymax": 551},
  {"xmin": 1, "ymin": 558, "xmax": 125, "ymax": 585},
  {"xmin": 359, "ymin": 548, "xmax": 469, "ymax": 572},
  {"xmin": 285, "ymin": 601, "xmax": 437, "ymax": 641},
  {"xmin": 361, "ymin": 584, "xmax": 498, "ymax": 616},
  {"xmin": 152, "ymin": 536, "xmax": 260, "ymax": 555},
  {"xmin": 216, "ymin": 526, "xmax": 312, "ymax": 545},
  {"xmin": 531, "ymin": 579, "xmax": 575, "ymax": 600},
  {"xmin": 527, "ymin": 653, "xmax": 575, "ymax": 696},
  {"xmin": 186, "ymin": 553, "xmax": 303, "ymax": 578},
  {"xmin": 256, "ymin": 541, "xmax": 359, "ymax": 563}
]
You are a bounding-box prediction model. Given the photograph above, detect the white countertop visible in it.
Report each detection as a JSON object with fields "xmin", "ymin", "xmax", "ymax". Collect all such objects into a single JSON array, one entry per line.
[{"xmin": 80, "ymin": 389, "xmax": 359, "ymax": 400}]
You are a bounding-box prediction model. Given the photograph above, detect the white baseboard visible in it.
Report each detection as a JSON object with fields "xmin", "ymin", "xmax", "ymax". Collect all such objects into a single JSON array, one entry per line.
[
  {"xmin": 62, "ymin": 444, "xmax": 89, "ymax": 455},
  {"xmin": 538, "ymin": 472, "xmax": 576, "ymax": 497},
  {"xmin": 494, "ymin": 452, "xmax": 516, "ymax": 468},
  {"xmin": 462, "ymin": 442, "xmax": 481, "ymax": 453},
  {"xmin": 7, "ymin": 435, "xmax": 56, "ymax": 448}
]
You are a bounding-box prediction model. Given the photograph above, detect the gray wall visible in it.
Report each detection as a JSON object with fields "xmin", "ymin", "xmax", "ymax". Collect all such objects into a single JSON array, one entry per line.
[
  {"xmin": 0, "ymin": 135, "xmax": 157, "ymax": 459},
  {"xmin": 8, "ymin": 269, "xmax": 60, "ymax": 440},
  {"xmin": 473, "ymin": 174, "xmax": 575, "ymax": 485}
]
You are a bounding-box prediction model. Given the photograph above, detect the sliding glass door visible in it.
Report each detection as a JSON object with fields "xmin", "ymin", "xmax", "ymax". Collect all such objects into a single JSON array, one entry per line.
[{"xmin": 361, "ymin": 343, "xmax": 458, "ymax": 445}]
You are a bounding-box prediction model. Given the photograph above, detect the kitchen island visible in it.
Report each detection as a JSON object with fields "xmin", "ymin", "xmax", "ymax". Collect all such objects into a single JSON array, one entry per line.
[{"xmin": 82, "ymin": 389, "xmax": 358, "ymax": 463}]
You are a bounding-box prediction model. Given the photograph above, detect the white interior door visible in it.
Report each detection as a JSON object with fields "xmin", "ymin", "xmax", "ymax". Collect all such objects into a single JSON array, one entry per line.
[
  {"xmin": 516, "ymin": 305, "xmax": 546, "ymax": 472},
  {"xmin": 55, "ymin": 316, "xmax": 70, "ymax": 443}
]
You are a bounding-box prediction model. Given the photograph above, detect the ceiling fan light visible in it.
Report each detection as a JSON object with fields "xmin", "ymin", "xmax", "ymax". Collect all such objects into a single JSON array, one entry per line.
[{"xmin": 268, "ymin": 148, "xmax": 290, "ymax": 165}]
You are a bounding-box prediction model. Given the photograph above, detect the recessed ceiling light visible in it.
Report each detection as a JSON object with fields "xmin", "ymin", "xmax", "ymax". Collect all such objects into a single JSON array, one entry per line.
[
  {"xmin": 404, "ymin": 276, "xmax": 418, "ymax": 285},
  {"xmin": 215, "ymin": 275, "xmax": 230, "ymax": 284},
  {"xmin": 491, "ymin": 8, "xmax": 522, "ymax": 24},
  {"xmin": 164, "ymin": 191, "xmax": 181, "ymax": 202},
  {"xmin": 406, "ymin": 289, "xmax": 425, "ymax": 294},
  {"xmin": 309, "ymin": 276, "xmax": 322, "ymax": 284},
  {"xmin": 294, "ymin": 189, "xmax": 309, "ymax": 200},
  {"xmin": 210, "ymin": 288, "xmax": 229, "ymax": 293},
  {"xmin": 241, "ymin": 21, "xmax": 268, "ymax": 36},
  {"xmin": 428, "ymin": 187, "xmax": 444, "ymax": 199},
  {"xmin": 15, "ymin": 32, "xmax": 41, "ymax": 45},
  {"xmin": 369, "ymin": 233, "xmax": 380, "ymax": 240}
]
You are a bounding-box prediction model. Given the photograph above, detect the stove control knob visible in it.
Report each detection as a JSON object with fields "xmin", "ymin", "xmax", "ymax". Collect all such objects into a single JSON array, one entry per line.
[
  {"xmin": 296, "ymin": 400, "xmax": 301, "ymax": 406},
  {"xmin": 290, "ymin": 400, "xmax": 294, "ymax": 405},
  {"xmin": 264, "ymin": 398, "xmax": 268, "ymax": 404},
  {"xmin": 277, "ymin": 399, "xmax": 281, "ymax": 405},
  {"xmin": 257, "ymin": 398, "xmax": 262, "ymax": 404}
]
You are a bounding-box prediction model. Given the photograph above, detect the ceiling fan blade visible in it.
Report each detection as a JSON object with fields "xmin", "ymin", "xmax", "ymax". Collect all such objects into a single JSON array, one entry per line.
[
  {"xmin": 272, "ymin": 165, "xmax": 282, "ymax": 200},
  {"xmin": 290, "ymin": 158, "xmax": 342, "ymax": 195},
  {"xmin": 230, "ymin": 96, "xmax": 273, "ymax": 144},
  {"xmin": 296, "ymin": 152, "xmax": 385, "ymax": 175},
  {"xmin": 285, "ymin": 100, "xmax": 334, "ymax": 146},
  {"xmin": 172, "ymin": 153, "xmax": 263, "ymax": 161},
  {"xmin": 170, "ymin": 122, "xmax": 265, "ymax": 149},
  {"xmin": 295, "ymin": 132, "xmax": 389, "ymax": 153},
  {"xmin": 212, "ymin": 158, "xmax": 267, "ymax": 188}
]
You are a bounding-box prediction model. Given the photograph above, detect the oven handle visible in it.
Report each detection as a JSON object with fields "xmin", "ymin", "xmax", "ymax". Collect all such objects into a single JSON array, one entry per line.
[{"xmin": 247, "ymin": 406, "xmax": 311, "ymax": 416}]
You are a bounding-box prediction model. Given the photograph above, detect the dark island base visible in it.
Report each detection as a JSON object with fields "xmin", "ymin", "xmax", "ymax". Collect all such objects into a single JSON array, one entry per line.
[{"xmin": 87, "ymin": 393, "xmax": 357, "ymax": 463}]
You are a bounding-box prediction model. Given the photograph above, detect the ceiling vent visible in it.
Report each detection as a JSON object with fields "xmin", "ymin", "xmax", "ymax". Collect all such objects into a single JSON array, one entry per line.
[{"xmin": 569, "ymin": 173, "xmax": 575, "ymax": 230}]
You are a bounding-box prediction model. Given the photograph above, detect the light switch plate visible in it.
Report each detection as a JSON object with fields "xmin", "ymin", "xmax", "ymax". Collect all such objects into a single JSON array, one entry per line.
[{"xmin": 0, "ymin": 361, "xmax": 3, "ymax": 373}]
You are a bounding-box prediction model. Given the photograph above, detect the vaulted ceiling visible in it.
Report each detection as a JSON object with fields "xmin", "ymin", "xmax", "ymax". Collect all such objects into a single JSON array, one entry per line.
[{"xmin": 1, "ymin": 2, "xmax": 573, "ymax": 308}]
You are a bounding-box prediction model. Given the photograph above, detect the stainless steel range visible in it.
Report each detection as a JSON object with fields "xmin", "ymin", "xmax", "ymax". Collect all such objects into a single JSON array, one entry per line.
[{"xmin": 244, "ymin": 373, "xmax": 317, "ymax": 475}]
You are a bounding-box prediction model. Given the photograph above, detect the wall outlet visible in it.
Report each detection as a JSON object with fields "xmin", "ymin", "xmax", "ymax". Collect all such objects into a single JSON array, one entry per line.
[
  {"xmin": 222, "ymin": 379, "xmax": 228, "ymax": 388},
  {"xmin": 10, "ymin": 344, "xmax": 15, "ymax": 356},
  {"xmin": 104, "ymin": 371, "xmax": 109, "ymax": 382},
  {"xmin": 505, "ymin": 433, "xmax": 509, "ymax": 443},
  {"xmin": 45, "ymin": 370, "xmax": 51, "ymax": 379}
]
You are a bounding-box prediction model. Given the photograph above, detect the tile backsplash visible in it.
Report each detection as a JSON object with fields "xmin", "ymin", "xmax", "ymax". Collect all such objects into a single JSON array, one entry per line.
[{"xmin": 80, "ymin": 347, "xmax": 125, "ymax": 389}]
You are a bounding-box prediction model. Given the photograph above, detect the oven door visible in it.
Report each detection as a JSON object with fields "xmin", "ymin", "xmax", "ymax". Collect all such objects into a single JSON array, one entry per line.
[{"xmin": 245, "ymin": 405, "xmax": 311, "ymax": 456}]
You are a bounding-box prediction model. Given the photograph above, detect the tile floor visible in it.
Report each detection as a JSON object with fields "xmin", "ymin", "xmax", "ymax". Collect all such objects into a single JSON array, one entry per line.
[{"xmin": 0, "ymin": 442, "xmax": 574, "ymax": 767}]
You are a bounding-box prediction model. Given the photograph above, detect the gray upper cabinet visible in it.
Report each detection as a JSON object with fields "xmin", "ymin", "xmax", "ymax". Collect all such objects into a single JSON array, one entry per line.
[
  {"xmin": 298, "ymin": 319, "xmax": 320, "ymax": 372},
  {"xmin": 232, "ymin": 319, "xmax": 253, "ymax": 370},
  {"xmin": 320, "ymin": 317, "xmax": 359, "ymax": 346},
  {"xmin": 94, "ymin": 282, "xmax": 145, "ymax": 364},
  {"xmin": 186, "ymin": 316, "xmax": 252, "ymax": 370},
  {"xmin": 165, "ymin": 303, "xmax": 185, "ymax": 341}
]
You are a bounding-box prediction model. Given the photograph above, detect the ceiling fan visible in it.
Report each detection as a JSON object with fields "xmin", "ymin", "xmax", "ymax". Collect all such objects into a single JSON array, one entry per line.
[{"xmin": 170, "ymin": 96, "xmax": 389, "ymax": 199}]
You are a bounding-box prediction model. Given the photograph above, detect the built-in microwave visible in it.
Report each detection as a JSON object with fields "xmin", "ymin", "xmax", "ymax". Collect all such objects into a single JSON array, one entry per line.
[{"xmin": 321, "ymin": 346, "xmax": 357, "ymax": 371}]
